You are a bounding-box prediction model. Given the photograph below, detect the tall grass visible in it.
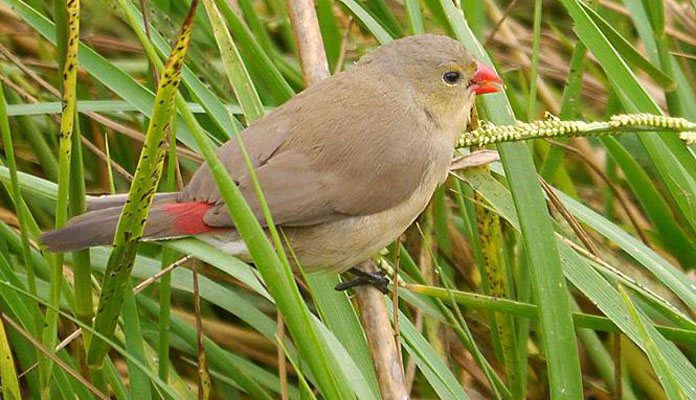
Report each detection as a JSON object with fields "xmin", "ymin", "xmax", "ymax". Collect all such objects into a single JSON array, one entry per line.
[{"xmin": 0, "ymin": 0, "xmax": 694, "ymax": 399}]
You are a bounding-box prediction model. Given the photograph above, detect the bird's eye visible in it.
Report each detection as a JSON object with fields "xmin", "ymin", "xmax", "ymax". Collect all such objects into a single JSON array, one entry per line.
[{"xmin": 442, "ymin": 71, "xmax": 462, "ymax": 85}]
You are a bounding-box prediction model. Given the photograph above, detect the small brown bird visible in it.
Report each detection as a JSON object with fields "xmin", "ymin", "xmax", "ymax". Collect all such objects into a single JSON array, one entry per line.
[{"xmin": 41, "ymin": 34, "xmax": 502, "ymax": 274}]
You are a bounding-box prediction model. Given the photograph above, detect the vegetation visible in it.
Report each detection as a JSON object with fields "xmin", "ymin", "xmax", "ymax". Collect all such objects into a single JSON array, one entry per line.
[{"xmin": 0, "ymin": 0, "xmax": 694, "ymax": 398}]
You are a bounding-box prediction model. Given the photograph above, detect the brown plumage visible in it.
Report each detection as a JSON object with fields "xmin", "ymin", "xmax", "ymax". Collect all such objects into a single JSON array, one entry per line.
[{"xmin": 40, "ymin": 34, "xmax": 502, "ymax": 272}]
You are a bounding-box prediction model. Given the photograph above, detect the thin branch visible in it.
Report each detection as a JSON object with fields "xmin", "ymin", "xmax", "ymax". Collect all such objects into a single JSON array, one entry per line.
[
  {"xmin": 356, "ymin": 259, "xmax": 409, "ymax": 400},
  {"xmin": 286, "ymin": 0, "xmax": 330, "ymax": 85},
  {"xmin": 133, "ymin": 255, "xmax": 192, "ymax": 293}
]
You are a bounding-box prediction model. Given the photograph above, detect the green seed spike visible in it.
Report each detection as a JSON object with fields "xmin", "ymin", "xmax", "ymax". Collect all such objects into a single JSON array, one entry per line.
[{"xmin": 457, "ymin": 113, "xmax": 696, "ymax": 148}]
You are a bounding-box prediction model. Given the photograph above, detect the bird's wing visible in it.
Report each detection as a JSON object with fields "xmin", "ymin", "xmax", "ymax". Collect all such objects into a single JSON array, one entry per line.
[
  {"xmin": 182, "ymin": 69, "xmax": 438, "ymax": 228},
  {"xmin": 201, "ymin": 149, "xmax": 335, "ymax": 227}
]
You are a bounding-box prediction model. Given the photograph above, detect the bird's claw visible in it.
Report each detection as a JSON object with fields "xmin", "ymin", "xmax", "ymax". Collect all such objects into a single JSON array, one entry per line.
[{"xmin": 335, "ymin": 267, "xmax": 390, "ymax": 294}]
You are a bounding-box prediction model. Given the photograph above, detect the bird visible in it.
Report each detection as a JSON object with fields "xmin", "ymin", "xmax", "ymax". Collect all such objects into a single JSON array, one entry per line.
[{"xmin": 40, "ymin": 34, "xmax": 502, "ymax": 277}]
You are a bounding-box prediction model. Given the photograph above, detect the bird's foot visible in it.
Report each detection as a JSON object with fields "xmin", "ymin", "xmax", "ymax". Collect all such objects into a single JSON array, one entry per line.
[{"xmin": 335, "ymin": 267, "xmax": 390, "ymax": 294}]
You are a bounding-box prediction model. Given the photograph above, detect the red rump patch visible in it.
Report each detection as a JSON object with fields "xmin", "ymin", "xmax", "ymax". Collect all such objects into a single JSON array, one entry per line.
[{"xmin": 164, "ymin": 202, "xmax": 215, "ymax": 235}]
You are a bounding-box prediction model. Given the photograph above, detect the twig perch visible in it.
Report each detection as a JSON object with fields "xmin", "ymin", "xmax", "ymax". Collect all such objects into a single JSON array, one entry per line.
[
  {"xmin": 286, "ymin": 0, "xmax": 330, "ymax": 86},
  {"xmin": 356, "ymin": 260, "xmax": 409, "ymax": 400}
]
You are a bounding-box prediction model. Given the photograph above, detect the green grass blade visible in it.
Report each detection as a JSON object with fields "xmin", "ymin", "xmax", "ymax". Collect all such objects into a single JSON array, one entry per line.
[
  {"xmin": 109, "ymin": 0, "xmax": 242, "ymax": 144},
  {"xmin": 573, "ymin": 297, "xmax": 639, "ymax": 400},
  {"xmin": 623, "ymin": 0, "xmax": 696, "ymax": 119},
  {"xmin": 68, "ymin": 121, "xmax": 93, "ymax": 342},
  {"xmin": 601, "ymin": 136, "xmax": 696, "ymax": 266},
  {"xmin": 406, "ymin": 283, "xmax": 696, "ymax": 345},
  {"xmin": 395, "ymin": 245, "xmax": 511, "ymax": 398},
  {"xmin": 461, "ymin": 169, "xmax": 696, "ymax": 397},
  {"xmin": 0, "ymin": 166, "xmax": 59, "ymax": 203},
  {"xmin": 4, "ymin": 0, "xmax": 206, "ymax": 151},
  {"xmin": 581, "ymin": 4, "xmax": 674, "ymax": 89},
  {"xmin": 404, "ymin": 0, "xmax": 425, "ymax": 34},
  {"xmin": 305, "ymin": 274, "xmax": 380, "ymax": 398},
  {"xmin": 396, "ymin": 305, "xmax": 470, "ymax": 399},
  {"xmin": 87, "ymin": 1, "xmax": 198, "ymax": 373},
  {"xmin": 0, "ymin": 253, "xmax": 39, "ymax": 335},
  {"xmin": 157, "ymin": 122, "xmax": 180, "ymax": 382},
  {"xmin": 474, "ymin": 195, "xmax": 518, "ymax": 395},
  {"xmin": 0, "ymin": 281, "xmax": 182, "ymax": 399},
  {"xmin": 0, "ymin": 79, "xmax": 39, "ymax": 320},
  {"xmin": 137, "ymin": 296, "xmax": 278, "ymax": 399},
  {"xmin": 361, "ymin": 0, "xmax": 404, "ymax": 38},
  {"xmin": 310, "ymin": 313, "xmax": 380, "ymax": 400},
  {"xmin": 315, "ymin": 0, "xmax": 342, "ymax": 69},
  {"xmin": 552, "ymin": 187, "xmax": 696, "ymax": 311},
  {"xmin": 0, "ymin": 317, "xmax": 22, "ymax": 400},
  {"xmin": 3, "ymin": 90, "xmax": 59, "ymax": 180},
  {"xmin": 439, "ymin": 1, "xmax": 584, "ymax": 397},
  {"xmin": 42, "ymin": 0, "xmax": 80, "ymax": 391},
  {"xmin": 619, "ymin": 286, "xmax": 684, "ymax": 400},
  {"xmin": 121, "ymin": 289, "xmax": 153, "ymax": 400},
  {"xmin": 527, "ymin": 0, "xmax": 542, "ymax": 120},
  {"xmin": 539, "ymin": 39, "xmax": 587, "ymax": 186},
  {"xmin": 171, "ymin": 242, "xmax": 380, "ymax": 398},
  {"xmin": 212, "ymin": 0, "xmax": 295, "ymax": 104},
  {"xmin": 4, "ymin": 100, "xmax": 258, "ymax": 116},
  {"xmin": 104, "ymin": 358, "xmax": 131, "ymax": 400},
  {"xmin": 235, "ymin": 0, "xmax": 275, "ymax": 55},
  {"xmin": 560, "ymin": 0, "xmax": 696, "ymax": 238},
  {"xmin": 202, "ymin": 0, "xmax": 264, "ymax": 123},
  {"xmin": 336, "ymin": 0, "xmax": 393, "ymax": 44}
]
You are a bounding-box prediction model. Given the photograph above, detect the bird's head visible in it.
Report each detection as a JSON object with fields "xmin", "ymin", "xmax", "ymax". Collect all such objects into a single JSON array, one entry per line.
[{"xmin": 358, "ymin": 34, "xmax": 503, "ymax": 132}]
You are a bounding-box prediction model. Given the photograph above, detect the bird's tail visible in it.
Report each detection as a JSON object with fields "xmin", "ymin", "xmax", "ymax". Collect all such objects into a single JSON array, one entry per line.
[{"xmin": 40, "ymin": 193, "xmax": 217, "ymax": 252}]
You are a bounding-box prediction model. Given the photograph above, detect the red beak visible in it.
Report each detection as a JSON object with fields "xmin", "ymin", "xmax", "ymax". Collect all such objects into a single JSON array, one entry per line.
[{"xmin": 471, "ymin": 61, "xmax": 503, "ymax": 95}]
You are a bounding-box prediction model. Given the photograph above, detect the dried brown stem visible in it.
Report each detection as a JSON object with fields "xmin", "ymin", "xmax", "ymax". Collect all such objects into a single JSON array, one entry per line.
[
  {"xmin": 484, "ymin": 0, "xmax": 518, "ymax": 47},
  {"xmin": 286, "ymin": 0, "xmax": 330, "ymax": 85},
  {"xmin": 356, "ymin": 259, "xmax": 409, "ymax": 400}
]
